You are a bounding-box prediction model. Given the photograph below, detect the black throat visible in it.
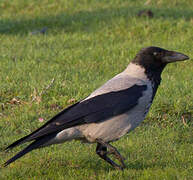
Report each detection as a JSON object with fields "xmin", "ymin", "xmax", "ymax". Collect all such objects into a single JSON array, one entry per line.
[
  {"xmin": 145, "ymin": 65, "xmax": 166, "ymax": 102},
  {"xmin": 144, "ymin": 65, "xmax": 164, "ymax": 99},
  {"xmin": 144, "ymin": 64, "xmax": 164, "ymax": 87}
]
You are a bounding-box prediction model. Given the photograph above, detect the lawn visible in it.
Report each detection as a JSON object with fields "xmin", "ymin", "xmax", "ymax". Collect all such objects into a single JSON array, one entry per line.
[{"xmin": 0, "ymin": 0, "xmax": 193, "ymax": 179}]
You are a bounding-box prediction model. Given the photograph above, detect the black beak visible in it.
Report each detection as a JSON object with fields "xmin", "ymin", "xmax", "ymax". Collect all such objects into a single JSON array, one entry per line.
[{"xmin": 162, "ymin": 51, "xmax": 189, "ymax": 63}]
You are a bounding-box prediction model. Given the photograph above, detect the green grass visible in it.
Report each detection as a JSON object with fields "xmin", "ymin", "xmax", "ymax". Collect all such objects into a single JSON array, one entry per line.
[{"xmin": 0, "ymin": 0, "xmax": 193, "ymax": 179}]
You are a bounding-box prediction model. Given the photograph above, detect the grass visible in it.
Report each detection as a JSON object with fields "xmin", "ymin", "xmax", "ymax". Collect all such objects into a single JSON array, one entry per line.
[{"xmin": 0, "ymin": 0, "xmax": 193, "ymax": 179}]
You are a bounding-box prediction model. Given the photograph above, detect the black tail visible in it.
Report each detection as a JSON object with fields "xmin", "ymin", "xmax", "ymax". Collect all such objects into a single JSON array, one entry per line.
[
  {"xmin": 4, "ymin": 133, "xmax": 56, "ymax": 167},
  {"xmin": 5, "ymin": 124, "xmax": 54, "ymax": 151},
  {"xmin": 5, "ymin": 135, "xmax": 31, "ymax": 151}
]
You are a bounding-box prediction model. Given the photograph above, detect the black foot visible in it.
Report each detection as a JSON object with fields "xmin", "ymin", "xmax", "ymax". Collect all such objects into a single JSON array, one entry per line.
[{"xmin": 96, "ymin": 139, "xmax": 126, "ymax": 170}]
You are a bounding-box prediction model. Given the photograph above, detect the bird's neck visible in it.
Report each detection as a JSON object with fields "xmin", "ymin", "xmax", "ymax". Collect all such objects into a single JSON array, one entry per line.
[
  {"xmin": 124, "ymin": 62, "xmax": 163, "ymax": 97},
  {"xmin": 124, "ymin": 63, "xmax": 149, "ymax": 80},
  {"xmin": 143, "ymin": 66, "xmax": 163, "ymax": 99}
]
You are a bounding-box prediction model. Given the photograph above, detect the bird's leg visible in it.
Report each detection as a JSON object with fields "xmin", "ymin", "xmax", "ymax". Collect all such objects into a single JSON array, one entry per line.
[
  {"xmin": 96, "ymin": 143, "xmax": 124, "ymax": 170},
  {"xmin": 96, "ymin": 139, "xmax": 126, "ymax": 169},
  {"xmin": 105, "ymin": 143, "xmax": 126, "ymax": 168},
  {"xmin": 96, "ymin": 139, "xmax": 126, "ymax": 170}
]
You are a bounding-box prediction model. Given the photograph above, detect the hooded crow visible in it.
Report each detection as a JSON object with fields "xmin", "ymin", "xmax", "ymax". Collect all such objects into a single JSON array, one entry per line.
[{"xmin": 4, "ymin": 47, "xmax": 189, "ymax": 170}]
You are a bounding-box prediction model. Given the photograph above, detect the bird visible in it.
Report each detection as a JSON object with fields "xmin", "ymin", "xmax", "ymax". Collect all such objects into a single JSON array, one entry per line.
[{"xmin": 3, "ymin": 47, "xmax": 189, "ymax": 170}]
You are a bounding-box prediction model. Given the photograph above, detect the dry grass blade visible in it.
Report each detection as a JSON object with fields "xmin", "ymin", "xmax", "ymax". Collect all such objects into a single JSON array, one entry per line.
[{"xmin": 31, "ymin": 78, "xmax": 55, "ymax": 103}]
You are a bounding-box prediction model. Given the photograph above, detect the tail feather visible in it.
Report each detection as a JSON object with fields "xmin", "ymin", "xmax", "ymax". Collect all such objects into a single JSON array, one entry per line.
[
  {"xmin": 5, "ymin": 135, "xmax": 30, "ymax": 151},
  {"xmin": 5, "ymin": 102, "xmax": 80, "ymax": 151},
  {"xmin": 4, "ymin": 133, "xmax": 56, "ymax": 167}
]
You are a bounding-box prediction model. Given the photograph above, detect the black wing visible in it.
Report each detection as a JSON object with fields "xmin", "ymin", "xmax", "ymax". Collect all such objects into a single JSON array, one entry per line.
[{"xmin": 6, "ymin": 85, "xmax": 147, "ymax": 150}]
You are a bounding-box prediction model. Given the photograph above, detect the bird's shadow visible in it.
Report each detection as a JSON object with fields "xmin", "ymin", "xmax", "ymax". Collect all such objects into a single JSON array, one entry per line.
[
  {"xmin": 0, "ymin": 6, "xmax": 193, "ymax": 35},
  {"xmin": 69, "ymin": 158, "xmax": 166, "ymax": 173},
  {"xmin": 65, "ymin": 150, "xmax": 166, "ymax": 172},
  {"xmin": 0, "ymin": 147, "xmax": 166, "ymax": 174}
]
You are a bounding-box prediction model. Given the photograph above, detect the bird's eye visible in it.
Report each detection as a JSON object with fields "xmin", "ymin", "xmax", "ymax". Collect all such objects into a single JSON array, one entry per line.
[{"xmin": 153, "ymin": 52, "xmax": 158, "ymax": 56}]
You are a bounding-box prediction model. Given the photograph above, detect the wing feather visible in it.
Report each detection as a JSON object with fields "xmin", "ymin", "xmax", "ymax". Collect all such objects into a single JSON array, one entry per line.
[{"xmin": 6, "ymin": 85, "xmax": 147, "ymax": 150}]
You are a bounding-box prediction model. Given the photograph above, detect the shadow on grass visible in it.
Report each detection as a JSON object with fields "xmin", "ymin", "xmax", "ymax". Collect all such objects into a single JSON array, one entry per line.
[
  {"xmin": 0, "ymin": 6, "xmax": 193, "ymax": 35},
  {"xmin": 66, "ymin": 158, "xmax": 167, "ymax": 172},
  {"xmin": 126, "ymin": 160, "xmax": 166, "ymax": 170},
  {"xmin": 59, "ymin": 150, "xmax": 166, "ymax": 172}
]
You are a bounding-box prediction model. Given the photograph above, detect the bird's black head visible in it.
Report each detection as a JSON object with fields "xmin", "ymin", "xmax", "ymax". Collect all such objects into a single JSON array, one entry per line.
[
  {"xmin": 133, "ymin": 46, "xmax": 189, "ymax": 70},
  {"xmin": 132, "ymin": 46, "xmax": 189, "ymax": 85}
]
